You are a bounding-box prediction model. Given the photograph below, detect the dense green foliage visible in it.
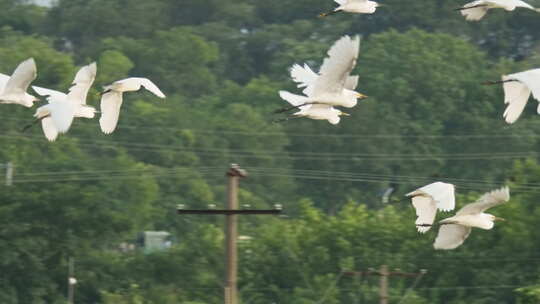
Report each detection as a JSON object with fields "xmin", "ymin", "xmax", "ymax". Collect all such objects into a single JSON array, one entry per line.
[{"xmin": 2, "ymin": 0, "xmax": 540, "ymax": 302}]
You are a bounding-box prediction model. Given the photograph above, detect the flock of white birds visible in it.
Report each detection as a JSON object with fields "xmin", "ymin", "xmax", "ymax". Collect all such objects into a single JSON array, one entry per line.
[
  {"xmin": 407, "ymin": 182, "xmax": 509, "ymax": 249},
  {"xmin": 1, "ymin": 0, "xmax": 539, "ymax": 249},
  {"xmin": 274, "ymin": 0, "xmax": 539, "ymax": 250},
  {"xmin": 0, "ymin": 59, "xmax": 165, "ymax": 141}
]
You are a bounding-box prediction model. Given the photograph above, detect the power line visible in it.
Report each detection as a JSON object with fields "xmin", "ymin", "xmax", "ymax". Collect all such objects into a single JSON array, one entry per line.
[
  {"xmin": 4, "ymin": 166, "xmax": 540, "ymax": 194},
  {"xmin": 1, "ymin": 134, "xmax": 539, "ymax": 162},
  {"xmin": 3, "ymin": 116, "xmax": 540, "ymax": 139}
]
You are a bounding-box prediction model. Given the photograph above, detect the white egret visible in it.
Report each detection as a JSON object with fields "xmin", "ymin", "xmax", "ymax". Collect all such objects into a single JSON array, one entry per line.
[
  {"xmin": 276, "ymin": 35, "xmax": 367, "ymax": 114},
  {"xmin": 278, "ymin": 90, "xmax": 349, "ymax": 124},
  {"xmin": 320, "ymin": 0, "xmax": 382, "ymax": 17},
  {"xmin": 29, "ymin": 62, "xmax": 97, "ymax": 141},
  {"xmin": 289, "ymin": 63, "xmax": 361, "ymax": 108},
  {"xmin": 457, "ymin": 0, "xmax": 540, "ymax": 21},
  {"xmin": 0, "ymin": 58, "xmax": 39, "ymax": 107},
  {"xmin": 483, "ymin": 69, "xmax": 540, "ymax": 124},
  {"xmin": 432, "ymin": 186, "xmax": 510, "ymax": 250},
  {"xmin": 406, "ymin": 182, "xmax": 456, "ymax": 233},
  {"xmin": 99, "ymin": 77, "xmax": 165, "ymax": 134}
]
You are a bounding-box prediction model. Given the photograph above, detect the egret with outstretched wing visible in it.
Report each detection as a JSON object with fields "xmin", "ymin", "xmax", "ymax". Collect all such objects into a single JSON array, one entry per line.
[
  {"xmin": 0, "ymin": 58, "xmax": 39, "ymax": 107},
  {"xmin": 289, "ymin": 63, "xmax": 361, "ymax": 107},
  {"xmin": 320, "ymin": 0, "xmax": 382, "ymax": 17},
  {"xmin": 99, "ymin": 77, "xmax": 165, "ymax": 134},
  {"xmin": 457, "ymin": 0, "xmax": 540, "ymax": 21},
  {"xmin": 30, "ymin": 62, "xmax": 97, "ymax": 141},
  {"xmin": 483, "ymin": 69, "xmax": 540, "ymax": 124},
  {"xmin": 433, "ymin": 186, "xmax": 510, "ymax": 250},
  {"xmin": 276, "ymin": 35, "xmax": 367, "ymax": 115},
  {"xmin": 406, "ymin": 182, "xmax": 455, "ymax": 233}
]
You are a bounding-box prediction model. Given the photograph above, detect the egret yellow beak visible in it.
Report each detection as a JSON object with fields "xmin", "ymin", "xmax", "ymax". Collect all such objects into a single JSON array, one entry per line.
[
  {"xmin": 340, "ymin": 112, "xmax": 351, "ymax": 116},
  {"xmin": 494, "ymin": 217, "xmax": 506, "ymax": 222},
  {"xmin": 356, "ymin": 93, "xmax": 368, "ymax": 99}
]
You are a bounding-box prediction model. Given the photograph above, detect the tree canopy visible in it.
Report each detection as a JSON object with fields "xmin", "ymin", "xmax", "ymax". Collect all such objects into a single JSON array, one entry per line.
[{"xmin": 2, "ymin": 0, "xmax": 540, "ymax": 302}]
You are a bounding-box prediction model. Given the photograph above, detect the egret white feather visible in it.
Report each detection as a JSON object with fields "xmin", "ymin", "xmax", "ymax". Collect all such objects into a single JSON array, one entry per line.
[
  {"xmin": 406, "ymin": 182, "xmax": 455, "ymax": 233},
  {"xmin": 0, "ymin": 58, "xmax": 39, "ymax": 107},
  {"xmin": 459, "ymin": 0, "xmax": 539, "ymax": 21},
  {"xmin": 99, "ymin": 77, "xmax": 165, "ymax": 134},
  {"xmin": 499, "ymin": 69, "xmax": 540, "ymax": 124},
  {"xmin": 30, "ymin": 62, "xmax": 97, "ymax": 141},
  {"xmin": 433, "ymin": 186, "xmax": 510, "ymax": 250}
]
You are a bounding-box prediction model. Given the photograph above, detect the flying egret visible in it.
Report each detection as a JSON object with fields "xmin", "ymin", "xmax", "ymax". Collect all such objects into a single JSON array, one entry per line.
[
  {"xmin": 276, "ymin": 35, "xmax": 367, "ymax": 114},
  {"xmin": 483, "ymin": 69, "xmax": 540, "ymax": 124},
  {"xmin": 278, "ymin": 90, "xmax": 349, "ymax": 124},
  {"xmin": 289, "ymin": 63, "xmax": 361, "ymax": 108},
  {"xmin": 406, "ymin": 182, "xmax": 456, "ymax": 233},
  {"xmin": 456, "ymin": 0, "xmax": 540, "ymax": 21},
  {"xmin": 319, "ymin": 0, "xmax": 382, "ymax": 17},
  {"xmin": 0, "ymin": 58, "xmax": 39, "ymax": 107},
  {"xmin": 99, "ymin": 77, "xmax": 165, "ymax": 134},
  {"xmin": 430, "ymin": 186, "xmax": 510, "ymax": 250},
  {"xmin": 29, "ymin": 62, "xmax": 97, "ymax": 141}
]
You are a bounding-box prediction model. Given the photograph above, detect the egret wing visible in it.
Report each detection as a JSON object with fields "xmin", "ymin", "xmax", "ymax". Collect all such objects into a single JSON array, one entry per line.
[
  {"xmin": 99, "ymin": 91, "xmax": 124, "ymax": 134},
  {"xmin": 32, "ymin": 86, "xmax": 67, "ymax": 102},
  {"xmin": 67, "ymin": 62, "xmax": 97, "ymax": 105},
  {"xmin": 344, "ymin": 75, "xmax": 359, "ymax": 90},
  {"xmin": 460, "ymin": 1, "xmax": 490, "ymax": 20},
  {"xmin": 40, "ymin": 116, "xmax": 59, "ymax": 142},
  {"xmin": 434, "ymin": 224, "xmax": 472, "ymax": 250},
  {"xmin": 456, "ymin": 186, "xmax": 510, "ymax": 215},
  {"xmin": 502, "ymin": 77, "xmax": 531, "ymax": 124},
  {"xmin": 290, "ymin": 64, "xmax": 318, "ymax": 88},
  {"xmin": 279, "ymin": 90, "xmax": 310, "ymax": 107},
  {"xmin": 0, "ymin": 73, "xmax": 10, "ymax": 89},
  {"xmin": 309, "ymin": 103, "xmax": 335, "ymax": 110},
  {"xmin": 130, "ymin": 78, "xmax": 166, "ymax": 98},
  {"xmin": 312, "ymin": 35, "xmax": 360, "ymax": 97},
  {"xmin": 509, "ymin": 69, "xmax": 540, "ymax": 102},
  {"xmin": 75, "ymin": 105, "xmax": 96, "ymax": 119},
  {"xmin": 411, "ymin": 196, "xmax": 437, "ymax": 233},
  {"xmin": 407, "ymin": 182, "xmax": 455, "ymax": 212},
  {"xmin": 4, "ymin": 58, "xmax": 37, "ymax": 95},
  {"xmin": 489, "ymin": 0, "xmax": 534, "ymax": 9}
]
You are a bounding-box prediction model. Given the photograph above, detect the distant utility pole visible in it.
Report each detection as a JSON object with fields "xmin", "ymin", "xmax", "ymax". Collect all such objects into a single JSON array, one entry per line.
[
  {"xmin": 177, "ymin": 164, "xmax": 282, "ymax": 304},
  {"xmin": 344, "ymin": 265, "xmax": 427, "ymax": 304},
  {"xmin": 4, "ymin": 162, "xmax": 13, "ymax": 186}
]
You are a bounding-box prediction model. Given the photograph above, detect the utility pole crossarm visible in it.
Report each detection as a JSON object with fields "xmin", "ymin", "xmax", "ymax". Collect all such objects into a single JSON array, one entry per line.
[
  {"xmin": 177, "ymin": 209, "xmax": 282, "ymax": 215},
  {"xmin": 177, "ymin": 164, "xmax": 281, "ymax": 304}
]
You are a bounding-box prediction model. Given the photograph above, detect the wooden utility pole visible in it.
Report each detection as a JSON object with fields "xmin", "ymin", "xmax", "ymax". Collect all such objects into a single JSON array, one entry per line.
[
  {"xmin": 379, "ymin": 265, "xmax": 389, "ymax": 304},
  {"xmin": 177, "ymin": 164, "xmax": 282, "ymax": 304},
  {"xmin": 344, "ymin": 265, "xmax": 427, "ymax": 304},
  {"xmin": 224, "ymin": 164, "xmax": 246, "ymax": 304}
]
